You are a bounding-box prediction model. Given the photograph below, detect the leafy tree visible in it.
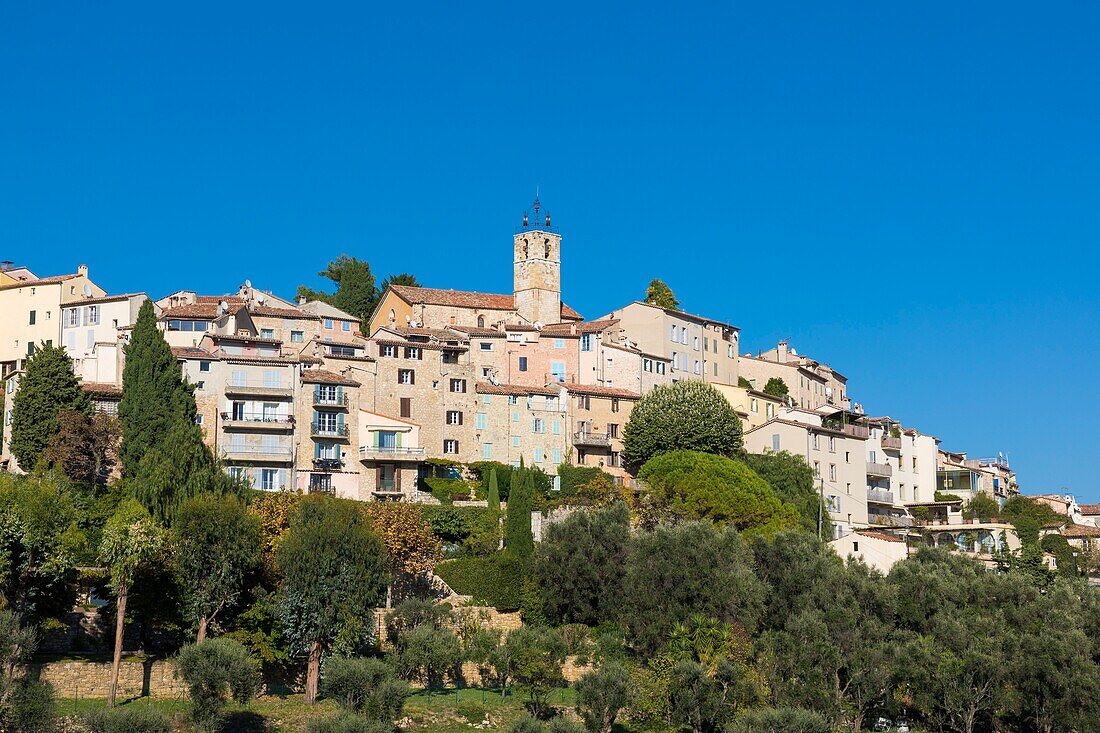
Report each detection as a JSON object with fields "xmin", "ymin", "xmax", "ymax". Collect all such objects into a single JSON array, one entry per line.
[
  {"xmin": 174, "ymin": 494, "xmax": 262, "ymax": 641},
  {"xmin": 248, "ymin": 488, "xmax": 304, "ymax": 558},
  {"xmin": 119, "ymin": 299, "xmax": 197, "ymax": 476},
  {"xmin": 503, "ymin": 626, "xmax": 567, "ymax": 718},
  {"xmin": 668, "ymin": 659, "xmax": 727, "ymax": 733},
  {"xmin": 622, "ymin": 382, "xmax": 743, "ymax": 471},
  {"xmin": 393, "ymin": 625, "xmax": 462, "ymax": 691},
  {"xmin": 644, "ymin": 278, "xmax": 680, "ymax": 310},
  {"xmin": 624, "ymin": 522, "xmax": 764, "ymax": 656},
  {"xmin": 364, "ymin": 502, "xmax": 442, "ymax": 606},
  {"xmin": 298, "ymin": 255, "xmax": 378, "ymax": 326},
  {"xmin": 0, "ymin": 474, "xmax": 82, "ymax": 620},
  {"xmin": 737, "ymin": 376, "xmax": 752, "ymax": 389},
  {"xmin": 743, "ymin": 452, "xmax": 831, "ymax": 537},
  {"xmin": 277, "ymin": 497, "xmax": 389, "ymax": 703},
  {"xmin": 962, "ymin": 491, "xmax": 1000, "ymax": 522},
  {"xmin": 379, "ymin": 272, "xmax": 420, "ymax": 292},
  {"xmin": 762, "ymin": 377, "xmax": 789, "ymax": 399},
  {"xmin": 487, "ymin": 468, "xmax": 501, "ymax": 511},
  {"xmin": 504, "ymin": 464, "xmax": 535, "ymax": 558},
  {"xmin": 175, "ymin": 637, "xmax": 261, "ymax": 732},
  {"xmin": 535, "ymin": 503, "xmax": 630, "ymax": 626},
  {"xmin": 42, "ymin": 410, "xmax": 119, "ymax": 488},
  {"xmin": 321, "ymin": 656, "xmax": 409, "ymax": 720},
  {"xmin": 99, "ymin": 499, "xmax": 167, "ymax": 707},
  {"xmin": 638, "ymin": 451, "xmax": 799, "ymax": 535},
  {"xmin": 575, "ymin": 661, "xmax": 633, "ymax": 733},
  {"xmin": 9, "ymin": 343, "xmax": 89, "ymax": 470}
]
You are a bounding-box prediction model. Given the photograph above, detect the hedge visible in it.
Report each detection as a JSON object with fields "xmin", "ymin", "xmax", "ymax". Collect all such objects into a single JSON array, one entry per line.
[
  {"xmin": 434, "ymin": 552, "xmax": 527, "ymax": 611},
  {"xmin": 422, "ymin": 477, "xmax": 477, "ymax": 505},
  {"xmin": 468, "ymin": 461, "xmax": 553, "ymax": 501},
  {"xmin": 421, "ymin": 505, "xmax": 494, "ymax": 543},
  {"xmin": 556, "ymin": 463, "xmax": 608, "ymax": 498}
]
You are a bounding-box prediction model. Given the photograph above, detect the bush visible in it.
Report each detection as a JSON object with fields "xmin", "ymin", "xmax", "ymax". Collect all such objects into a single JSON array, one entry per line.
[
  {"xmin": 469, "ymin": 462, "xmax": 554, "ymax": 501},
  {"xmin": 175, "ymin": 637, "xmax": 262, "ymax": 732},
  {"xmin": 547, "ymin": 718, "xmax": 586, "ymax": 733},
  {"xmin": 727, "ymin": 707, "xmax": 830, "ymax": 733},
  {"xmin": 575, "ymin": 661, "xmax": 633, "ymax": 733},
  {"xmin": 85, "ymin": 705, "xmax": 173, "ymax": 733},
  {"xmin": 394, "ymin": 625, "xmax": 463, "ymax": 690},
  {"xmin": 423, "ymin": 478, "xmax": 476, "ymax": 505},
  {"xmin": 435, "ymin": 552, "xmax": 526, "ymax": 611},
  {"xmin": 307, "ymin": 712, "xmax": 394, "ymax": 733},
  {"xmin": 504, "ymin": 626, "xmax": 567, "ymax": 718},
  {"xmin": 622, "ymin": 381, "xmax": 743, "ymax": 470},
  {"xmin": 321, "ymin": 657, "xmax": 410, "ymax": 721},
  {"xmin": 557, "ymin": 464, "xmax": 609, "ymax": 498},
  {"xmin": 421, "ymin": 506, "xmax": 494, "ymax": 544},
  {"xmin": 4, "ymin": 678, "xmax": 56, "ymax": 733},
  {"xmin": 385, "ymin": 599, "xmax": 454, "ymax": 646},
  {"xmin": 509, "ymin": 715, "xmax": 545, "ymax": 733}
]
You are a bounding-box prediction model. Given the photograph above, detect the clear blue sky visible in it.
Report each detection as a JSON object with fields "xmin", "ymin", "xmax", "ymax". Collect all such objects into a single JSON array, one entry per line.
[{"xmin": 3, "ymin": 3, "xmax": 1098, "ymax": 498}]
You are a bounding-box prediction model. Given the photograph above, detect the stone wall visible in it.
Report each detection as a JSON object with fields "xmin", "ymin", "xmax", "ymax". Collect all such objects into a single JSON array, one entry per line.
[{"xmin": 28, "ymin": 659, "xmax": 188, "ymax": 700}]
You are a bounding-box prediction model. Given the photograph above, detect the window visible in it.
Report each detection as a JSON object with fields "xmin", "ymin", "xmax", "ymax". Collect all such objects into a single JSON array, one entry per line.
[
  {"xmin": 532, "ymin": 418, "xmax": 545, "ymax": 433},
  {"xmin": 552, "ymin": 448, "xmax": 561, "ymax": 463},
  {"xmin": 845, "ymin": 451, "xmax": 851, "ymax": 463},
  {"xmin": 534, "ymin": 447, "xmax": 544, "ymax": 463},
  {"xmin": 671, "ymin": 352, "xmax": 678, "ymax": 370},
  {"xmin": 829, "ymin": 464, "xmax": 836, "ymax": 481},
  {"xmin": 693, "ymin": 360, "xmax": 700, "ymax": 374},
  {"xmin": 512, "ymin": 436, "xmax": 520, "ymax": 447},
  {"xmin": 552, "ymin": 419, "xmax": 561, "ymax": 435},
  {"xmin": 608, "ymin": 423, "xmax": 619, "ymax": 438},
  {"xmin": 772, "ymin": 434, "xmax": 780, "ymax": 451},
  {"xmin": 66, "ymin": 309, "xmax": 79, "ymax": 327},
  {"xmin": 342, "ymin": 321, "xmax": 351, "ymax": 331},
  {"xmin": 853, "ymin": 542, "xmax": 859, "ymax": 552},
  {"xmin": 291, "ymin": 331, "xmax": 304, "ymax": 343},
  {"xmin": 443, "ymin": 439, "xmax": 459, "ymax": 454},
  {"xmin": 750, "ymin": 398, "xmax": 758, "ymax": 414},
  {"xmin": 477, "ymin": 315, "xmax": 485, "ymax": 328},
  {"xmin": 703, "ymin": 337, "xmax": 709, "ymax": 351},
  {"xmin": 476, "ymin": 412, "xmax": 487, "ymax": 429},
  {"xmin": 482, "ymin": 443, "xmax": 493, "ymax": 459},
  {"xmin": 812, "ymin": 434, "xmax": 820, "ymax": 450},
  {"xmin": 508, "ymin": 395, "xmax": 518, "ymax": 405},
  {"xmin": 713, "ymin": 362, "xmax": 718, "ymax": 376},
  {"xmin": 518, "ymin": 356, "xmax": 528, "ymax": 372},
  {"xmin": 261, "ymin": 328, "xmax": 275, "ymax": 340},
  {"xmin": 551, "ymin": 361, "xmax": 565, "ymax": 382},
  {"xmin": 670, "ymin": 324, "xmax": 678, "ymax": 342},
  {"xmin": 400, "ymin": 398, "xmax": 411, "ymax": 418},
  {"xmin": 581, "ymin": 334, "xmax": 593, "ymax": 352},
  {"xmin": 693, "ymin": 336, "xmax": 700, "ymax": 350},
  {"xmin": 512, "ymin": 411, "xmax": 519, "ymax": 422},
  {"xmin": 260, "ymin": 469, "xmax": 278, "ymax": 492},
  {"xmin": 913, "ymin": 456, "xmax": 919, "ymax": 472},
  {"xmin": 578, "ymin": 395, "xmax": 591, "ymax": 410},
  {"xmin": 324, "ymin": 318, "xmax": 334, "ymax": 329},
  {"xmin": 611, "ymin": 398, "xmax": 620, "ymax": 413},
  {"xmin": 327, "ymin": 345, "xmax": 357, "ymax": 357},
  {"xmin": 381, "ymin": 344, "xmax": 396, "ymax": 357},
  {"xmin": 398, "ymin": 369, "xmax": 415, "ymax": 385},
  {"xmin": 554, "ymin": 339, "xmax": 564, "ymax": 349},
  {"xmin": 680, "ymin": 327, "xmax": 688, "ymax": 344},
  {"xmin": 449, "ymin": 379, "xmax": 466, "ymax": 393},
  {"xmin": 405, "ymin": 347, "xmax": 421, "ymax": 360},
  {"xmin": 167, "ymin": 318, "xmax": 209, "ymax": 332},
  {"xmin": 482, "ymin": 394, "xmax": 491, "ymax": 404},
  {"xmin": 480, "ymin": 342, "xmax": 493, "ymax": 351},
  {"xmin": 446, "ymin": 410, "xmax": 463, "ymax": 425},
  {"xmin": 263, "ymin": 369, "xmax": 280, "ymax": 387},
  {"xmin": 643, "ymin": 358, "xmax": 652, "ymax": 372},
  {"xmin": 829, "ymin": 436, "xmax": 836, "ymax": 452},
  {"xmin": 199, "ymin": 360, "xmax": 210, "ymax": 372},
  {"xmin": 813, "ymin": 461, "xmax": 820, "ymax": 477},
  {"xmin": 442, "ymin": 350, "xmax": 459, "ymax": 364},
  {"xmin": 196, "ymin": 414, "xmax": 204, "ymax": 425},
  {"xmin": 728, "ymin": 345, "xmax": 734, "ymax": 358},
  {"xmin": 656, "ymin": 362, "xmax": 666, "ymax": 375},
  {"xmin": 28, "ymin": 310, "xmax": 35, "ymax": 325}
]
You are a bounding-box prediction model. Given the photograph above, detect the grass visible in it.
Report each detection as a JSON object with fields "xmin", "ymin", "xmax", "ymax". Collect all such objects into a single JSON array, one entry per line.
[{"xmin": 56, "ymin": 686, "xmax": 580, "ymax": 733}]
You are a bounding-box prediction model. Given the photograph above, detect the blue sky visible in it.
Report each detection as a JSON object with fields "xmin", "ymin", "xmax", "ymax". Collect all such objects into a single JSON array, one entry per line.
[{"xmin": 3, "ymin": 3, "xmax": 1098, "ymax": 498}]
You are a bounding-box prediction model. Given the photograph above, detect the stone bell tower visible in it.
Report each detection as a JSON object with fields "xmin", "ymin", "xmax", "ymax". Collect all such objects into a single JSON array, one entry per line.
[{"xmin": 513, "ymin": 196, "xmax": 562, "ymax": 325}]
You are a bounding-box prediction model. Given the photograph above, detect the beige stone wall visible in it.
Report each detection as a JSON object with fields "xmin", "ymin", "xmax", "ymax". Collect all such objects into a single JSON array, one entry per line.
[
  {"xmin": 475, "ymin": 389, "xmax": 570, "ymax": 471},
  {"xmin": 566, "ymin": 392, "xmax": 635, "ymax": 482},
  {"xmin": 29, "ymin": 659, "xmax": 188, "ymax": 700},
  {"xmin": 513, "ymin": 230, "xmax": 562, "ymax": 325}
]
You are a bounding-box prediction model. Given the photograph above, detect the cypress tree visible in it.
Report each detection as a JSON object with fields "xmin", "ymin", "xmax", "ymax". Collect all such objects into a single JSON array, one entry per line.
[
  {"xmin": 119, "ymin": 300, "xmax": 196, "ymax": 476},
  {"xmin": 487, "ymin": 468, "xmax": 500, "ymax": 511},
  {"xmin": 10, "ymin": 343, "xmax": 90, "ymax": 470},
  {"xmin": 504, "ymin": 462, "xmax": 535, "ymax": 559}
]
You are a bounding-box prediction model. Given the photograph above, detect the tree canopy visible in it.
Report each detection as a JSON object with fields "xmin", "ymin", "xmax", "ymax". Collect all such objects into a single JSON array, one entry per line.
[
  {"xmin": 622, "ymin": 381, "xmax": 743, "ymax": 471},
  {"xmin": 762, "ymin": 377, "xmax": 789, "ymax": 399},
  {"xmin": 743, "ymin": 451, "xmax": 831, "ymax": 537},
  {"xmin": 644, "ymin": 279, "xmax": 680, "ymax": 310},
  {"xmin": 9, "ymin": 343, "xmax": 89, "ymax": 471}
]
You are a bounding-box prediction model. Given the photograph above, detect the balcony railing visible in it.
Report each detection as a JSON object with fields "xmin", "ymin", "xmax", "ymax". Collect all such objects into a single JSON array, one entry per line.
[
  {"xmin": 359, "ymin": 445, "xmax": 425, "ymax": 460},
  {"xmin": 221, "ymin": 412, "xmax": 294, "ymax": 429},
  {"xmin": 225, "ymin": 380, "xmax": 293, "ymax": 396},
  {"xmin": 841, "ymin": 423, "xmax": 870, "ymax": 439},
  {"xmin": 573, "ymin": 431, "xmax": 611, "ymax": 448},
  {"xmin": 867, "ymin": 513, "xmax": 913, "ymax": 528},
  {"xmin": 223, "ymin": 445, "xmax": 293, "ymax": 461},
  {"xmin": 867, "ymin": 488, "xmax": 895, "ymax": 504},
  {"xmin": 313, "ymin": 393, "xmax": 349, "ymax": 407},
  {"xmin": 311, "ymin": 423, "xmax": 350, "ymax": 438},
  {"xmin": 867, "ymin": 461, "xmax": 893, "ymax": 478},
  {"xmin": 312, "ymin": 457, "xmax": 344, "ymax": 471},
  {"xmin": 881, "ymin": 435, "xmax": 902, "ymax": 450}
]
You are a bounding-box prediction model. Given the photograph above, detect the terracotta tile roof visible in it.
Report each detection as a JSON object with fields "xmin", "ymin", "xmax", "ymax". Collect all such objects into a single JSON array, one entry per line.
[
  {"xmin": 562, "ymin": 383, "xmax": 641, "ymax": 399},
  {"xmin": 210, "ymin": 333, "xmax": 283, "ymax": 346},
  {"xmin": 162, "ymin": 303, "xmax": 238, "ymax": 319},
  {"xmin": 389, "ymin": 285, "xmax": 584, "ymax": 322},
  {"xmin": 476, "ymin": 382, "xmax": 561, "ymax": 397},
  {"xmin": 317, "ymin": 337, "xmax": 368, "ymax": 349},
  {"xmin": 387, "ymin": 326, "xmax": 469, "ymax": 343},
  {"xmin": 0, "ymin": 273, "xmax": 83, "ymax": 291},
  {"xmin": 249, "ymin": 305, "xmax": 317, "ymax": 319},
  {"xmin": 853, "ymin": 530, "xmax": 906, "ymax": 543},
  {"xmin": 503, "ymin": 323, "xmax": 540, "ymax": 331},
  {"xmin": 300, "ymin": 368, "xmax": 360, "ymax": 387},
  {"xmin": 219, "ymin": 355, "xmax": 299, "ymax": 365},
  {"xmin": 172, "ymin": 347, "xmax": 216, "ymax": 360},
  {"xmin": 447, "ymin": 326, "xmax": 505, "ymax": 338},
  {"xmin": 81, "ymin": 382, "xmax": 122, "ymax": 397},
  {"xmin": 540, "ymin": 319, "xmax": 619, "ymax": 336},
  {"xmin": 1078, "ymin": 503, "xmax": 1100, "ymax": 515},
  {"xmin": 373, "ymin": 338, "xmax": 465, "ymax": 352},
  {"xmin": 1059, "ymin": 523, "xmax": 1100, "ymax": 539},
  {"xmin": 65, "ymin": 292, "xmax": 146, "ymax": 306}
]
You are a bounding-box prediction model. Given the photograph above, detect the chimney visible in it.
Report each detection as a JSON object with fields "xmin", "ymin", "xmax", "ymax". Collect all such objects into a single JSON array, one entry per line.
[
  {"xmin": 298, "ymin": 296, "xmax": 307, "ymax": 305},
  {"xmin": 777, "ymin": 340, "xmax": 789, "ymax": 363},
  {"xmin": 77, "ymin": 264, "xmax": 88, "ymax": 277}
]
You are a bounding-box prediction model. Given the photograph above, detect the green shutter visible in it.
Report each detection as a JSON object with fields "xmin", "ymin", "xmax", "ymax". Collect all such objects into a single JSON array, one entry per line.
[{"xmin": 396, "ymin": 432, "xmax": 403, "ymax": 448}]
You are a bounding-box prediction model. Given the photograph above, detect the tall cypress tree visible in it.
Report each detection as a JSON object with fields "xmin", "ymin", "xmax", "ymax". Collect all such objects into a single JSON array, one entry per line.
[
  {"xmin": 119, "ymin": 300, "xmax": 197, "ymax": 476},
  {"xmin": 9, "ymin": 344, "xmax": 90, "ymax": 471},
  {"xmin": 487, "ymin": 468, "xmax": 500, "ymax": 511},
  {"xmin": 504, "ymin": 461, "xmax": 535, "ymax": 559}
]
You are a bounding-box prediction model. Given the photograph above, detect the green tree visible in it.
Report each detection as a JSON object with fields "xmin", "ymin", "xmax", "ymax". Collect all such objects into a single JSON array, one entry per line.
[
  {"xmin": 638, "ymin": 451, "xmax": 799, "ymax": 536},
  {"xmin": 174, "ymin": 494, "xmax": 262, "ymax": 641},
  {"xmin": 298, "ymin": 255, "xmax": 378, "ymax": 326},
  {"xmin": 962, "ymin": 491, "xmax": 1000, "ymax": 522},
  {"xmin": 575, "ymin": 661, "xmax": 633, "ymax": 733},
  {"xmin": 321, "ymin": 656, "xmax": 409, "ymax": 721},
  {"xmin": 622, "ymin": 382, "xmax": 742, "ymax": 471},
  {"xmin": 503, "ymin": 626, "xmax": 567, "ymax": 718},
  {"xmin": 737, "ymin": 376, "xmax": 752, "ymax": 389},
  {"xmin": 42, "ymin": 410, "xmax": 119, "ymax": 488},
  {"xmin": 378, "ymin": 273, "xmax": 420, "ymax": 292},
  {"xmin": 277, "ymin": 497, "xmax": 389, "ymax": 704},
  {"xmin": 743, "ymin": 452, "xmax": 831, "ymax": 537},
  {"xmin": 762, "ymin": 378, "xmax": 789, "ymax": 399},
  {"xmin": 119, "ymin": 299, "xmax": 197, "ymax": 476},
  {"xmin": 9, "ymin": 343, "xmax": 89, "ymax": 470},
  {"xmin": 487, "ymin": 469, "xmax": 501, "ymax": 511},
  {"xmin": 535, "ymin": 503, "xmax": 630, "ymax": 626},
  {"xmin": 393, "ymin": 625, "xmax": 462, "ymax": 692},
  {"xmin": 504, "ymin": 464, "xmax": 535, "ymax": 559},
  {"xmin": 644, "ymin": 279, "xmax": 680, "ymax": 310},
  {"xmin": 175, "ymin": 637, "xmax": 261, "ymax": 732},
  {"xmin": 99, "ymin": 499, "xmax": 167, "ymax": 707}
]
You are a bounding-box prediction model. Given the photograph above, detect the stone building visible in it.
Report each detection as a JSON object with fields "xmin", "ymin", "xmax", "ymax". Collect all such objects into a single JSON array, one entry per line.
[
  {"xmin": 562, "ymin": 383, "xmax": 639, "ymax": 484},
  {"xmin": 739, "ymin": 340, "xmax": 852, "ymax": 411}
]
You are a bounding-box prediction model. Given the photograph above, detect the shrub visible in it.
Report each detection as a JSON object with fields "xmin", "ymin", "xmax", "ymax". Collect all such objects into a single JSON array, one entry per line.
[
  {"xmin": 394, "ymin": 625, "xmax": 463, "ymax": 691},
  {"xmin": 435, "ymin": 553, "xmax": 526, "ymax": 611},
  {"xmin": 421, "ymin": 506, "xmax": 494, "ymax": 544},
  {"xmin": 727, "ymin": 707, "xmax": 830, "ymax": 733},
  {"xmin": 622, "ymin": 381, "xmax": 743, "ymax": 470},
  {"xmin": 85, "ymin": 705, "xmax": 173, "ymax": 733},
  {"xmin": 575, "ymin": 661, "xmax": 633, "ymax": 733},
  {"xmin": 175, "ymin": 637, "xmax": 262, "ymax": 732},
  {"xmin": 385, "ymin": 599, "xmax": 454, "ymax": 646},
  {"xmin": 469, "ymin": 462, "xmax": 554, "ymax": 501},
  {"xmin": 4, "ymin": 678, "xmax": 56, "ymax": 733},
  {"xmin": 509, "ymin": 715, "xmax": 545, "ymax": 733},
  {"xmin": 559, "ymin": 624, "xmax": 593, "ymax": 656},
  {"xmin": 557, "ymin": 464, "xmax": 608, "ymax": 498},
  {"xmin": 504, "ymin": 626, "xmax": 567, "ymax": 718},
  {"xmin": 307, "ymin": 712, "xmax": 394, "ymax": 733},
  {"xmin": 547, "ymin": 718, "xmax": 586, "ymax": 733},
  {"xmin": 423, "ymin": 478, "xmax": 475, "ymax": 505},
  {"xmin": 321, "ymin": 656, "xmax": 410, "ymax": 721}
]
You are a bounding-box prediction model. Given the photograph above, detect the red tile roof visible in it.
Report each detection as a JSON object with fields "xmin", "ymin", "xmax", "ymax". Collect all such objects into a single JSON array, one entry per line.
[
  {"xmin": 172, "ymin": 347, "xmax": 216, "ymax": 359},
  {"xmin": 249, "ymin": 305, "xmax": 317, "ymax": 319},
  {"xmin": 162, "ymin": 303, "xmax": 240, "ymax": 319},
  {"xmin": 66, "ymin": 292, "xmax": 145, "ymax": 306},
  {"xmin": 301, "ymin": 369, "xmax": 360, "ymax": 387},
  {"xmin": 540, "ymin": 319, "xmax": 619, "ymax": 336},
  {"xmin": 1078, "ymin": 503, "xmax": 1100, "ymax": 515},
  {"xmin": 476, "ymin": 382, "xmax": 561, "ymax": 397},
  {"xmin": 446, "ymin": 326, "xmax": 505, "ymax": 338},
  {"xmin": 0, "ymin": 273, "xmax": 83, "ymax": 291},
  {"xmin": 386, "ymin": 326, "xmax": 469, "ymax": 343},
  {"xmin": 81, "ymin": 382, "xmax": 122, "ymax": 397},
  {"xmin": 1059, "ymin": 523, "xmax": 1100, "ymax": 539},
  {"xmin": 853, "ymin": 530, "xmax": 906, "ymax": 543},
  {"xmin": 562, "ymin": 383, "xmax": 641, "ymax": 399},
  {"xmin": 389, "ymin": 285, "xmax": 583, "ymax": 322}
]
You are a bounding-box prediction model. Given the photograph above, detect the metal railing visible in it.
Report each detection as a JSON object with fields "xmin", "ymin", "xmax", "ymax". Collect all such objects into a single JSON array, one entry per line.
[
  {"xmin": 313, "ymin": 393, "xmax": 349, "ymax": 407},
  {"xmin": 359, "ymin": 445, "xmax": 425, "ymax": 457},
  {"xmin": 311, "ymin": 423, "xmax": 350, "ymax": 438},
  {"xmin": 221, "ymin": 412, "xmax": 294, "ymax": 426},
  {"xmin": 312, "ymin": 458, "xmax": 344, "ymax": 471},
  {"xmin": 573, "ymin": 431, "xmax": 611, "ymax": 447}
]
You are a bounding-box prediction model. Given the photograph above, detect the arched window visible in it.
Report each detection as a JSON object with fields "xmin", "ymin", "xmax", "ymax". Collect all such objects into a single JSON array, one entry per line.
[{"xmin": 477, "ymin": 315, "xmax": 485, "ymax": 328}]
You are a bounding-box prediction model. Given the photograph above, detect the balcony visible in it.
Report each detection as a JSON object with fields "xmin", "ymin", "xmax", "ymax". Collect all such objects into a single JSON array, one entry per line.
[
  {"xmin": 311, "ymin": 423, "xmax": 350, "ymax": 439},
  {"xmin": 359, "ymin": 445, "xmax": 425, "ymax": 462},
  {"xmin": 222, "ymin": 445, "xmax": 293, "ymax": 462},
  {"xmin": 881, "ymin": 435, "xmax": 902, "ymax": 450},
  {"xmin": 573, "ymin": 431, "xmax": 611, "ymax": 448},
  {"xmin": 867, "ymin": 488, "xmax": 895, "ymax": 504},
  {"xmin": 867, "ymin": 461, "xmax": 893, "ymax": 478},
  {"xmin": 841, "ymin": 423, "xmax": 870, "ymax": 439},
  {"xmin": 313, "ymin": 392, "xmax": 349, "ymax": 408},
  {"xmin": 221, "ymin": 412, "xmax": 294, "ymax": 431},
  {"xmin": 867, "ymin": 513, "xmax": 913, "ymax": 528},
  {"xmin": 312, "ymin": 457, "xmax": 344, "ymax": 471},
  {"xmin": 225, "ymin": 379, "xmax": 293, "ymax": 398}
]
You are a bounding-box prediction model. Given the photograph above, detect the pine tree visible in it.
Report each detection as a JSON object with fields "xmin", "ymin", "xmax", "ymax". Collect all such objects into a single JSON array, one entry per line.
[
  {"xmin": 487, "ymin": 468, "xmax": 501, "ymax": 511},
  {"xmin": 504, "ymin": 463, "xmax": 535, "ymax": 559},
  {"xmin": 119, "ymin": 300, "xmax": 196, "ymax": 476},
  {"xmin": 9, "ymin": 344, "xmax": 90, "ymax": 470},
  {"xmin": 135, "ymin": 420, "xmax": 238, "ymax": 525}
]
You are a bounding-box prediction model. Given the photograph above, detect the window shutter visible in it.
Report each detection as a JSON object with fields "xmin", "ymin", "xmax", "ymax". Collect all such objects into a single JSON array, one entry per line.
[
  {"xmin": 314, "ymin": 442, "xmax": 321, "ymax": 459},
  {"xmin": 458, "ymin": 412, "xmax": 463, "ymax": 425},
  {"xmin": 396, "ymin": 432, "xmax": 403, "ymax": 448},
  {"xmin": 337, "ymin": 412, "xmax": 345, "ymax": 428},
  {"xmin": 336, "ymin": 385, "xmax": 344, "ymax": 402}
]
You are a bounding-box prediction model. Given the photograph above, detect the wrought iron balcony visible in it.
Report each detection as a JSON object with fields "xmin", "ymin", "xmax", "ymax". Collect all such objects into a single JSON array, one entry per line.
[
  {"xmin": 311, "ymin": 423, "xmax": 350, "ymax": 439},
  {"xmin": 573, "ymin": 431, "xmax": 611, "ymax": 448},
  {"xmin": 312, "ymin": 457, "xmax": 344, "ymax": 471},
  {"xmin": 313, "ymin": 393, "xmax": 349, "ymax": 407}
]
